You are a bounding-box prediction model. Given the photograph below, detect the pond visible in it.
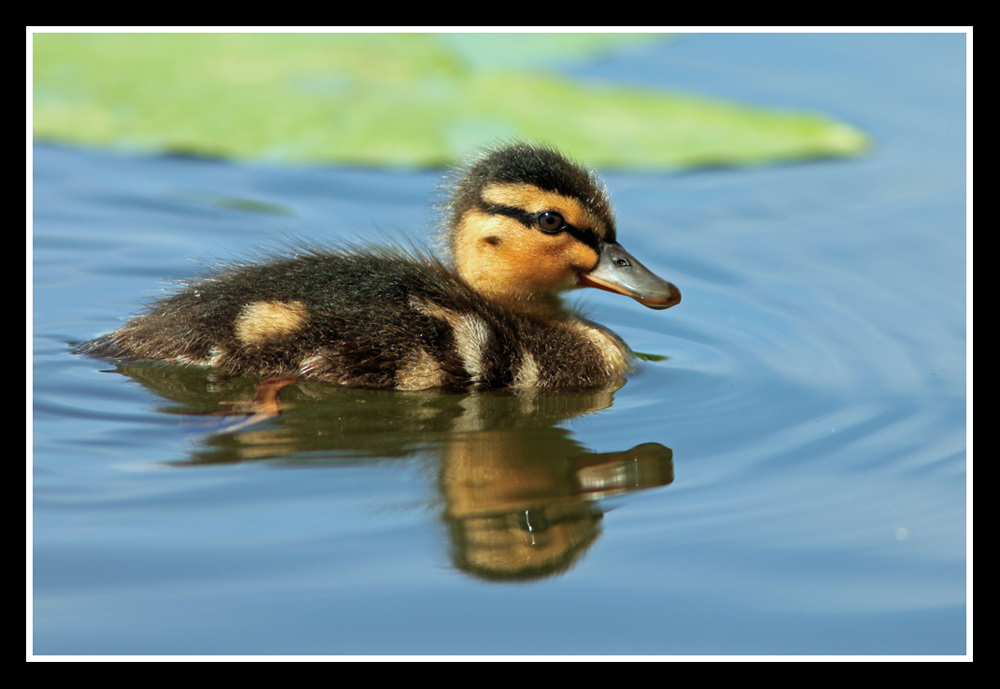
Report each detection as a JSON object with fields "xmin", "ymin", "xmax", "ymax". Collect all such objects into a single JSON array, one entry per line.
[{"xmin": 31, "ymin": 33, "xmax": 967, "ymax": 656}]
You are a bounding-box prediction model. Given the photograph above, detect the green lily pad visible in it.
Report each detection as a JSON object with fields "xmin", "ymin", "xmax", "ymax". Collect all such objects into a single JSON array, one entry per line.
[{"xmin": 32, "ymin": 33, "xmax": 870, "ymax": 169}]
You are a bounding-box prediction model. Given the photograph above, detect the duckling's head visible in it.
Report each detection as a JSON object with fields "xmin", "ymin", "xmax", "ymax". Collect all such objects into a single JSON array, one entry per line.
[{"xmin": 446, "ymin": 143, "xmax": 681, "ymax": 316}]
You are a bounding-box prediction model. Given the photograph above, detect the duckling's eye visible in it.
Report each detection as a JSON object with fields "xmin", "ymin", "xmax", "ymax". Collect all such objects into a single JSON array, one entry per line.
[{"xmin": 537, "ymin": 211, "xmax": 565, "ymax": 233}]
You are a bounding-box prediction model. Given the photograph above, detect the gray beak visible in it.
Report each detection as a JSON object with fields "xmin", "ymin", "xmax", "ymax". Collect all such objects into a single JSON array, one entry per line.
[{"xmin": 578, "ymin": 241, "xmax": 681, "ymax": 310}]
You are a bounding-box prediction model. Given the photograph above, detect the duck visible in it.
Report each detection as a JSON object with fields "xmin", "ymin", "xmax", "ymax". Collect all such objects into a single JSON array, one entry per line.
[{"xmin": 78, "ymin": 143, "xmax": 681, "ymax": 390}]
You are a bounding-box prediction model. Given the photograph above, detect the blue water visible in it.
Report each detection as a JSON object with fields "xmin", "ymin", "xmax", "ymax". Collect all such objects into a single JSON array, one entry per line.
[{"xmin": 32, "ymin": 33, "xmax": 967, "ymax": 656}]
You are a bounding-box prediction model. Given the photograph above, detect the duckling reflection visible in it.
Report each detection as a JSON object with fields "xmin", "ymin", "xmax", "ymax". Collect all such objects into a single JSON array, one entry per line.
[
  {"xmin": 105, "ymin": 363, "xmax": 674, "ymax": 581},
  {"xmin": 440, "ymin": 404, "xmax": 673, "ymax": 581}
]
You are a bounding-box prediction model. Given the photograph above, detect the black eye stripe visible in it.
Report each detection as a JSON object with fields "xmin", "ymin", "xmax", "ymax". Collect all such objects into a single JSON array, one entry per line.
[
  {"xmin": 565, "ymin": 225, "xmax": 601, "ymax": 253},
  {"xmin": 478, "ymin": 201, "xmax": 602, "ymax": 254},
  {"xmin": 478, "ymin": 201, "xmax": 535, "ymax": 228}
]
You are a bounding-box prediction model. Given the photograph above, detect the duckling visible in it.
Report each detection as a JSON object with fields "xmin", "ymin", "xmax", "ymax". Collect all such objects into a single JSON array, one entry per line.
[{"xmin": 78, "ymin": 143, "xmax": 680, "ymax": 390}]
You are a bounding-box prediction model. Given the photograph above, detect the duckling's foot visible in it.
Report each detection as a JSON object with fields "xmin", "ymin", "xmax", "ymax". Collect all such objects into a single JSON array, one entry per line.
[{"xmin": 217, "ymin": 376, "xmax": 298, "ymax": 417}]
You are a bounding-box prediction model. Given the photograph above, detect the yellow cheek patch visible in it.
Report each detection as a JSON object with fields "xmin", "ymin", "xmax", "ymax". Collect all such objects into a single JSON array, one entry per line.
[
  {"xmin": 564, "ymin": 238, "xmax": 601, "ymax": 272},
  {"xmin": 453, "ymin": 209, "xmax": 514, "ymax": 251},
  {"xmin": 480, "ymin": 183, "xmax": 607, "ymax": 239},
  {"xmin": 452, "ymin": 206, "xmax": 602, "ymax": 304},
  {"xmin": 500, "ymin": 234, "xmax": 596, "ymax": 287},
  {"xmin": 235, "ymin": 300, "xmax": 309, "ymax": 345}
]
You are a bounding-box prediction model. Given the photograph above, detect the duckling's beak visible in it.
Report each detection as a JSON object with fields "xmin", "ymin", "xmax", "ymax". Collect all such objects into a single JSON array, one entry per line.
[{"xmin": 578, "ymin": 241, "xmax": 681, "ymax": 310}]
